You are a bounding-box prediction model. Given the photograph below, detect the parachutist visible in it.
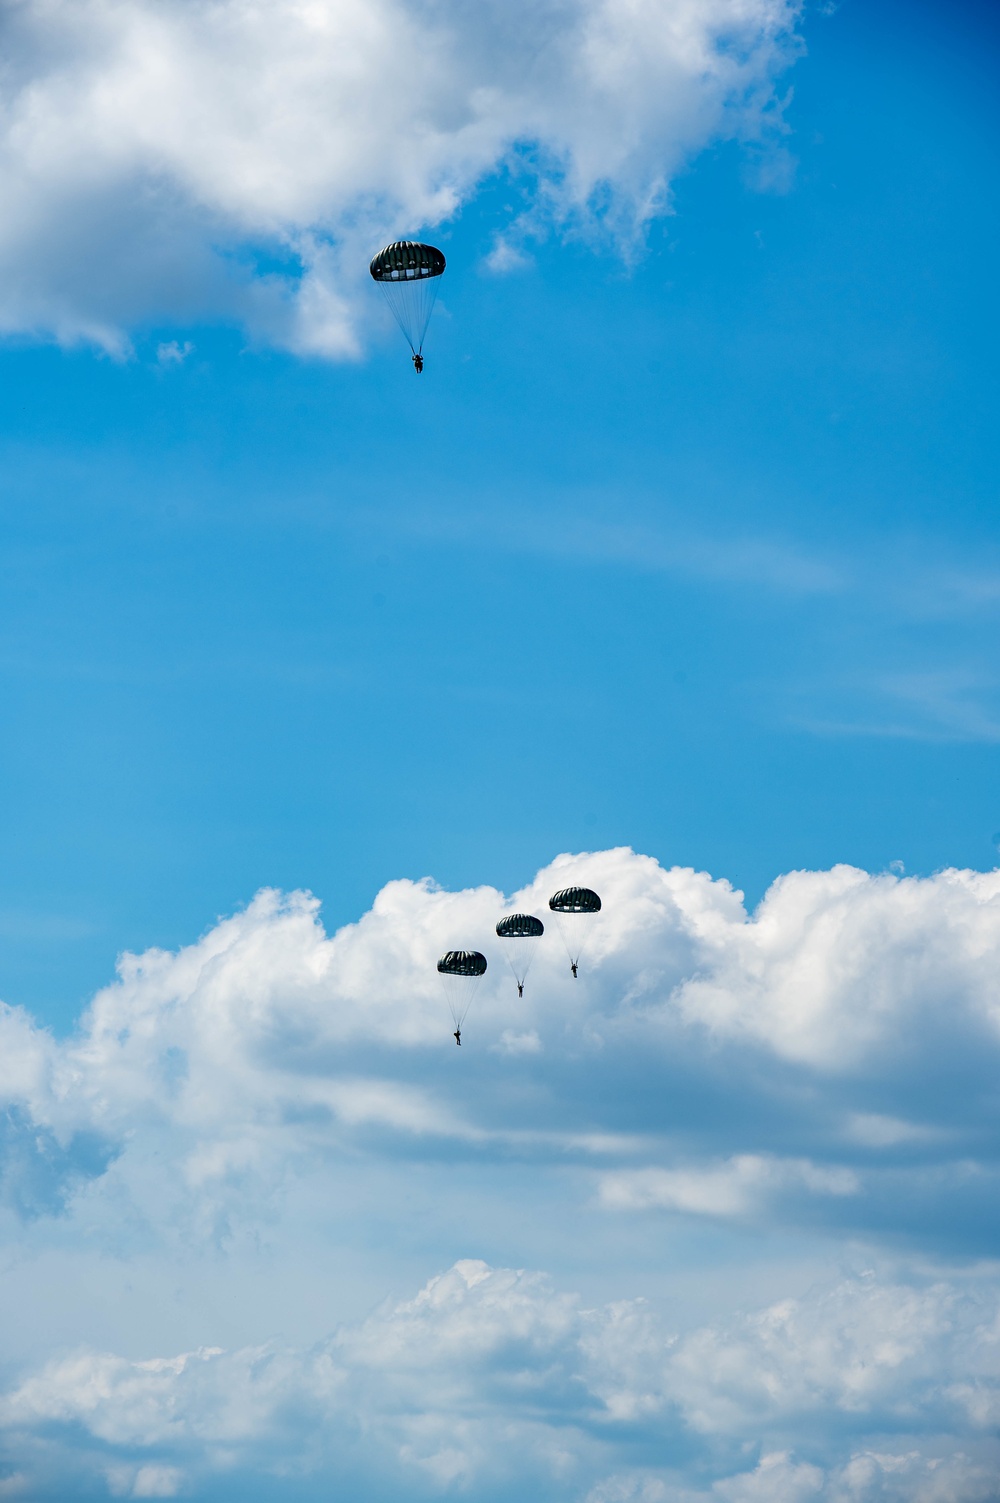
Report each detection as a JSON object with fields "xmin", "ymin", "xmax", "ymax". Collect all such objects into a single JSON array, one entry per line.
[
  {"xmin": 496, "ymin": 912, "xmax": 544, "ymax": 1003},
  {"xmin": 549, "ymin": 886, "xmax": 601, "ymax": 987},
  {"xmin": 438, "ymin": 950, "xmax": 486, "ymax": 1045},
  {"xmin": 370, "ymin": 242, "xmax": 445, "ymax": 367}
]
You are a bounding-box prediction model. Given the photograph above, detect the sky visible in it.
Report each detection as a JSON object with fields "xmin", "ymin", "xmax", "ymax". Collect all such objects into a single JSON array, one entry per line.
[{"xmin": 0, "ymin": 0, "xmax": 999, "ymax": 1497}]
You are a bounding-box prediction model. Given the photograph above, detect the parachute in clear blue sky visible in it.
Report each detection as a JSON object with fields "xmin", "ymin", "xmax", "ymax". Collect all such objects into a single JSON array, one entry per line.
[
  {"xmin": 495, "ymin": 913, "xmax": 544, "ymax": 996},
  {"xmin": 370, "ymin": 241, "xmax": 446, "ymax": 371},
  {"xmin": 437, "ymin": 950, "xmax": 486, "ymax": 1039},
  {"xmin": 548, "ymin": 887, "xmax": 602, "ymax": 978}
]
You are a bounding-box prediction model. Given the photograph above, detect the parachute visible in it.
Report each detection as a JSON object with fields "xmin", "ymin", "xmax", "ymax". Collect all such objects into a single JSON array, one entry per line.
[
  {"xmin": 495, "ymin": 913, "xmax": 544, "ymax": 994},
  {"xmin": 370, "ymin": 241, "xmax": 446, "ymax": 367},
  {"xmin": 548, "ymin": 887, "xmax": 602, "ymax": 977},
  {"xmin": 437, "ymin": 950, "xmax": 487, "ymax": 1033}
]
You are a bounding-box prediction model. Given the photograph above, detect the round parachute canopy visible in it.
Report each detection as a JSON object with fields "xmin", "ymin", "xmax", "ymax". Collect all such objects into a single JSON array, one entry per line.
[
  {"xmin": 548, "ymin": 887, "xmax": 601, "ymax": 975},
  {"xmin": 495, "ymin": 913, "xmax": 543, "ymax": 992},
  {"xmin": 437, "ymin": 950, "xmax": 487, "ymax": 978},
  {"xmin": 549, "ymin": 887, "xmax": 602, "ymax": 914},
  {"xmin": 496, "ymin": 914, "xmax": 544, "ymax": 939},
  {"xmin": 370, "ymin": 242, "xmax": 446, "ymax": 282},
  {"xmin": 370, "ymin": 241, "xmax": 446, "ymax": 359},
  {"xmin": 437, "ymin": 949, "xmax": 487, "ymax": 1030}
]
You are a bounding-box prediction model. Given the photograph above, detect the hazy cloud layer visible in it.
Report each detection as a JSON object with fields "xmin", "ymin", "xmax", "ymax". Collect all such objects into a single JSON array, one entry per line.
[
  {"xmin": 2, "ymin": 1259, "xmax": 999, "ymax": 1499},
  {"xmin": 0, "ymin": 0, "xmax": 801, "ymax": 354}
]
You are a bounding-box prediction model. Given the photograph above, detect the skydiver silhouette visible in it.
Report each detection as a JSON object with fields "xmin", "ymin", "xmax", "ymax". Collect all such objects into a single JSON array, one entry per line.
[
  {"xmin": 454, "ymin": 1028, "xmax": 461, "ymax": 1046},
  {"xmin": 571, "ymin": 962, "xmax": 578, "ymax": 979},
  {"xmin": 413, "ymin": 353, "xmax": 424, "ymax": 373},
  {"xmin": 517, "ymin": 982, "xmax": 524, "ymax": 998}
]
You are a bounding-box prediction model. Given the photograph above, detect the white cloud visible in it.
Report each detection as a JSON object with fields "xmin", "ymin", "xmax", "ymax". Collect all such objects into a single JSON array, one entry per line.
[
  {"xmin": 107, "ymin": 1463, "xmax": 186, "ymax": 1498},
  {"xmin": 483, "ymin": 234, "xmax": 535, "ymax": 275},
  {"xmin": 709, "ymin": 1452, "xmax": 825, "ymax": 1503},
  {"xmin": 665, "ymin": 1273, "xmax": 970, "ymax": 1432},
  {"xmin": 494, "ymin": 1027, "xmax": 543, "ymax": 1055},
  {"xmin": 591, "ymin": 1451, "xmax": 1000, "ymax": 1503},
  {"xmin": 154, "ymin": 339, "xmax": 192, "ymax": 366},
  {"xmin": 2, "ymin": 1260, "xmax": 999, "ymax": 1499},
  {"xmin": 1, "ymin": 848, "xmax": 1000, "ymax": 1492},
  {"xmin": 0, "ymin": 0, "xmax": 802, "ymax": 354},
  {"xmin": 598, "ymin": 1155, "xmax": 858, "ymax": 1217},
  {"xmin": 1, "ymin": 847, "xmax": 1000, "ymax": 1247},
  {"xmin": 843, "ymin": 1114, "xmax": 941, "ymax": 1149},
  {"xmin": 665, "ymin": 861, "xmax": 1000, "ymax": 1070}
]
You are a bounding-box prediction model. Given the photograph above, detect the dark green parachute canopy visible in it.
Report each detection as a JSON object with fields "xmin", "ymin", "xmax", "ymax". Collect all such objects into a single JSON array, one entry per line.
[
  {"xmin": 370, "ymin": 241, "xmax": 446, "ymax": 360},
  {"xmin": 369, "ymin": 242, "xmax": 447, "ymax": 282},
  {"xmin": 496, "ymin": 914, "xmax": 544, "ymax": 939},
  {"xmin": 549, "ymin": 887, "xmax": 602, "ymax": 914},
  {"xmin": 496, "ymin": 912, "xmax": 543, "ymax": 993},
  {"xmin": 437, "ymin": 950, "xmax": 487, "ymax": 978}
]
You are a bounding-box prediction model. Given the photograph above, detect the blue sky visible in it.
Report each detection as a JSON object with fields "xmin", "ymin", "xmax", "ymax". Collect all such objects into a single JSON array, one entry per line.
[
  {"xmin": 0, "ymin": 0, "xmax": 997, "ymax": 1027},
  {"xmin": 0, "ymin": 1, "xmax": 999, "ymax": 1499}
]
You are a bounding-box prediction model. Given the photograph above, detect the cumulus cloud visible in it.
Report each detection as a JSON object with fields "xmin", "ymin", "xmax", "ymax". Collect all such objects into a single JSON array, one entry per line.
[
  {"xmin": 0, "ymin": 0, "xmax": 802, "ymax": 354},
  {"xmin": 1, "ymin": 847, "xmax": 999, "ymax": 1493},
  {"xmin": 667, "ymin": 861, "xmax": 1000, "ymax": 1072},
  {"xmin": 1, "ymin": 847, "xmax": 1000, "ymax": 1249},
  {"xmin": 2, "ymin": 1259, "xmax": 999, "ymax": 1500}
]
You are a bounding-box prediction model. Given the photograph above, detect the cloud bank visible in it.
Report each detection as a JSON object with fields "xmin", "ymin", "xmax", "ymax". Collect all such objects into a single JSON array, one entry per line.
[
  {"xmin": 4, "ymin": 848, "xmax": 1000, "ymax": 1209},
  {"xmin": 1, "ymin": 846, "xmax": 999, "ymax": 1497},
  {"xmin": 0, "ymin": 0, "xmax": 801, "ymax": 354},
  {"xmin": 2, "ymin": 1260, "xmax": 999, "ymax": 1500}
]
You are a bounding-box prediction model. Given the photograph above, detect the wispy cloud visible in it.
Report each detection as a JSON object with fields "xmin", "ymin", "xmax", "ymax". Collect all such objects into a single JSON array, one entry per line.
[
  {"xmin": 386, "ymin": 499, "xmax": 846, "ymax": 597},
  {"xmin": 598, "ymin": 1154, "xmax": 858, "ymax": 1217},
  {"xmin": 793, "ymin": 668, "xmax": 1000, "ymax": 743}
]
